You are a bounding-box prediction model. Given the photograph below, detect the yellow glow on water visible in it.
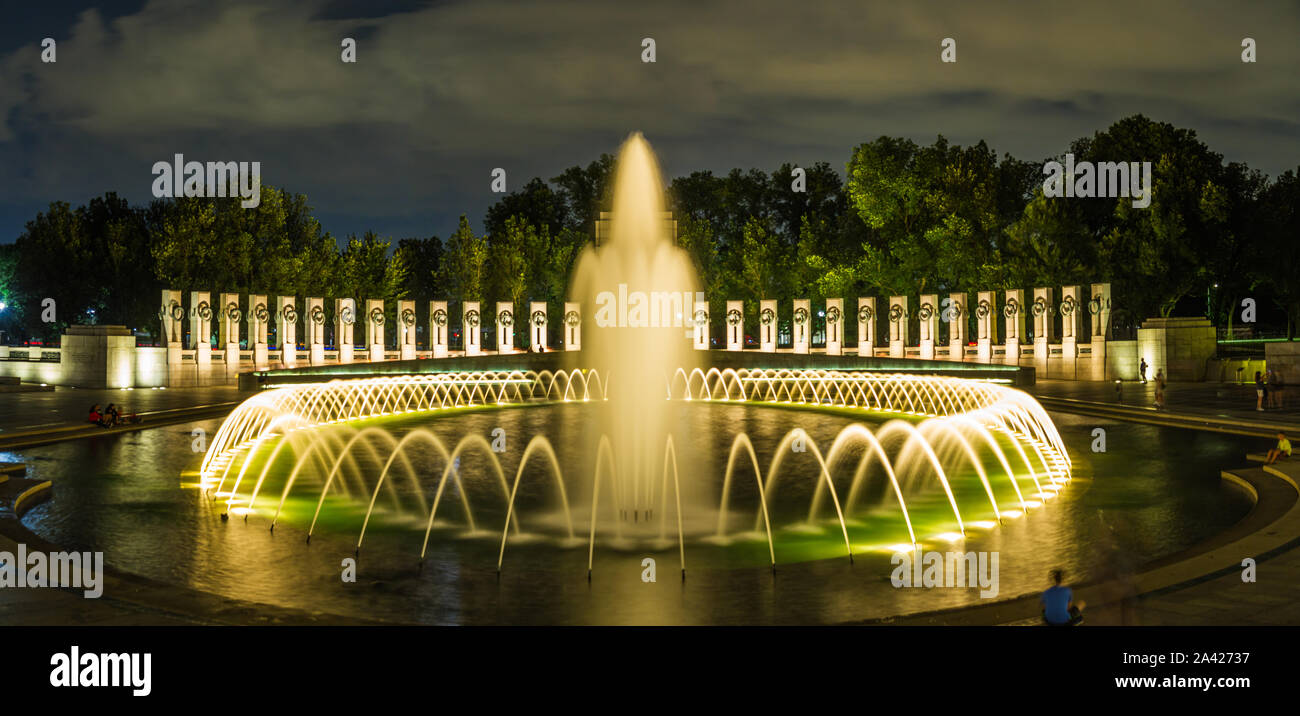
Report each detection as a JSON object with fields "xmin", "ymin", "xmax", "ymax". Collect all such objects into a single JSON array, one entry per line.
[
  {"xmin": 1000, "ymin": 509, "xmax": 1023, "ymax": 519},
  {"xmin": 965, "ymin": 520, "xmax": 998, "ymax": 530},
  {"xmin": 931, "ymin": 532, "xmax": 965, "ymax": 543}
]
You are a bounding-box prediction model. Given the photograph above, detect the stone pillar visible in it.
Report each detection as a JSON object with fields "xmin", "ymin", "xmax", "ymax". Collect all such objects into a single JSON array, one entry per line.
[
  {"xmin": 917, "ymin": 294, "xmax": 937, "ymax": 360},
  {"xmin": 946, "ymin": 292, "xmax": 967, "ymax": 362},
  {"xmin": 759, "ymin": 299, "xmax": 777, "ymax": 352},
  {"xmin": 1032, "ymin": 287, "xmax": 1054, "ymax": 372},
  {"xmin": 189, "ymin": 291, "xmax": 212, "ymax": 368},
  {"xmin": 1090, "ymin": 282, "xmax": 1113, "ymax": 340},
  {"xmin": 857, "ymin": 297, "xmax": 876, "ymax": 357},
  {"xmin": 824, "ymin": 299, "xmax": 844, "ymax": 356},
  {"xmin": 1137, "ymin": 317, "xmax": 1216, "ymax": 381},
  {"xmin": 888, "ymin": 296, "xmax": 908, "ymax": 358},
  {"xmin": 247, "ymin": 295, "xmax": 270, "ymax": 368},
  {"xmin": 563, "ymin": 302, "xmax": 581, "ymax": 351},
  {"xmin": 61, "ymin": 325, "xmax": 137, "ymax": 388},
  {"xmin": 335, "ymin": 298, "xmax": 357, "ymax": 364},
  {"xmin": 306, "ymin": 297, "xmax": 326, "ymax": 365},
  {"xmin": 1003, "ymin": 289, "xmax": 1025, "ymax": 363},
  {"xmin": 218, "ymin": 293, "xmax": 242, "ymax": 371},
  {"xmin": 398, "ymin": 300, "xmax": 417, "ymax": 360},
  {"xmin": 1059, "ymin": 285, "xmax": 1082, "ymax": 360},
  {"xmin": 277, "ymin": 296, "xmax": 298, "ymax": 367},
  {"xmin": 529, "ymin": 302, "xmax": 547, "ymax": 352},
  {"xmin": 792, "ymin": 299, "xmax": 811, "ymax": 354},
  {"xmin": 160, "ymin": 289, "xmax": 184, "ymax": 366},
  {"xmin": 692, "ymin": 302, "xmax": 710, "ymax": 351},
  {"xmin": 463, "ymin": 301, "xmax": 482, "ymax": 356},
  {"xmin": 1089, "ymin": 283, "xmax": 1112, "ymax": 378},
  {"xmin": 975, "ymin": 291, "xmax": 994, "ymax": 362},
  {"xmin": 365, "ymin": 299, "xmax": 385, "ymax": 361},
  {"xmin": 725, "ymin": 300, "xmax": 744, "ymax": 351},
  {"xmin": 429, "ymin": 301, "xmax": 450, "ymax": 357},
  {"xmin": 495, "ymin": 302, "xmax": 515, "ymax": 353}
]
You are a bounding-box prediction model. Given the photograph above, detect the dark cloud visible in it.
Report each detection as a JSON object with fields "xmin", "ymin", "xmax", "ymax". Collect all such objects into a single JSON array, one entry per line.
[{"xmin": 1, "ymin": 0, "xmax": 1297, "ymax": 243}]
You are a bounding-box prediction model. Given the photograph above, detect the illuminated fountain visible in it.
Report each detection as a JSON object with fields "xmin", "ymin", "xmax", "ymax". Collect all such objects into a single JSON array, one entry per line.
[
  {"xmin": 199, "ymin": 369, "xmax": 1071, "ymax": 575},
  {"xmin": 195, "ymin": 133, "xmax": 1071, "ymax": 579}
]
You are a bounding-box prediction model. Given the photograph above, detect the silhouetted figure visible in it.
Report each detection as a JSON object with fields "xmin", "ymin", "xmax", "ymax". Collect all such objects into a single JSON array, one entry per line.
[
  {"xmin": 1256, "ymin": 371, "xmax": 1267, "ymax": 412},
  {"xmin": 1041, "ymin": 569, "xmax": 1084, "ymax": 626},
  {"xmin": 1139, "ymin": 358, "xmax": 1148, "ymax": 383},
  {"xmin": 1153, "ymin": 369, "xmax": 1166, "ymax": 409}
]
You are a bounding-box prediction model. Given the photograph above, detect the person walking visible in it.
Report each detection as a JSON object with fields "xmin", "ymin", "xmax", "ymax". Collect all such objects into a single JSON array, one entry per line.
[
  {"xmin": 1256, "ymin": 371, "xmax": 1267, "ymax": 411},
  {"xmin": 1138, "ymin": 358, "xmax": 1148, "ymax": 384},
  {"xmin": 1154, "ymin": 369, "xmax": 1166, "ymax": 409}
]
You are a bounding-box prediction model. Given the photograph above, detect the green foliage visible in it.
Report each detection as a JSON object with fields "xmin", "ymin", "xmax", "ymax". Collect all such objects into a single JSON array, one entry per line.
[{"xmin": 6, "ymin": 114, "xmax": 1300, "ymax": 345}]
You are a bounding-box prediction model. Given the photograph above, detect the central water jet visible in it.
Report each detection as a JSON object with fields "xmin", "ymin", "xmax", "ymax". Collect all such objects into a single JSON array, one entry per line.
[{"xmin": 570, "ymin": 133, "xmax": 702, "ymax": 532}]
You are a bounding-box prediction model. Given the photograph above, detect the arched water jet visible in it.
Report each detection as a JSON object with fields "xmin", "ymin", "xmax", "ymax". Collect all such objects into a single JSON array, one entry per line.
[
  {"xmin": 757, "ymin": 428, "xmax": 853, "ymax": 563},
  {"xmin": 714, "ymin": 434, "xmax": 776, "ymax": 568},
  {"xmin": 496, "ymin": 435, "xmax": 577, "ymax": 573}
]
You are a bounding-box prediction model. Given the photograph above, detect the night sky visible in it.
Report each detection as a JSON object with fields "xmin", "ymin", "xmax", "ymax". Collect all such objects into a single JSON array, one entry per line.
[{"xmin": 1, "ymin": 0, "xmax": 1297, "ymax": 244}]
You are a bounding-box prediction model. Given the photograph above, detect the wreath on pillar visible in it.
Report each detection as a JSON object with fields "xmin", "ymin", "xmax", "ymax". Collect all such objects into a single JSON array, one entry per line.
[
  {"xmin": 401, "ymin": 308, "xmax": 416, "ymax": 326},
  {"xmin": 857, "ymin": 304, "xmax": 874, "ymax": 323},
  {"xmin": 944, "ymin": 301, "xmax": 964, "ymax": 323},
  {"xmin": 226, "ymin": 302, "xmax": 243, "ymax": 323},
  {"xmin": 465, "ymin": 309, "xmax": 480, "ymax": 327},
  {"xmin": 917, "ymin": 303, "xmax": 934, "ymax": 321},
  {"xmin": 825, "ymin": 305, "xmax": 841, "ymax": 324},
  {"xmin": 339, "ymin": 305, "xmax": 355, "ymax": 325},
  {"xmin": 310, "ymin": 305, "xmax": 325, "ymax": 325},
  {"xmin": 432, "ymin": 308, "xmax": 448, "ymax": 327},
  {"xmin": 195, "ymin": 301, "xmax": 213, "ymax": 322},
  {"xmin": 1031, "ymin": 297, "xmax": 1050, "ymax": 318},
  {"xmin": 975, "ymin": 299, "xmax": 990, "ymax": 319},
  {"xmin": 726, "ymin": 308, "xmax": 743, "ymax": 326},
  {"xmin": 369, "ymin": 307, "xmax": 385, "ymax": 326},
  {"xmin": 564, "ymin": 310, "xmax": 580, "ymax": 327},
  {"xmin": 1087, "ymin": 296, "xmax": 1107, "ymax": 315},
  {"xmin": 760, "ymin": 307, "xmax": 775, "ymax": 325},
  {"xmin": 531, "ymin": 310, "xmax": 546, "ymax": 326},
  {"xmin": 888, "ymin": 304, "xmax": 903, "ymax": 323},
  {"xmin": 168, "ymin": 301, "xmax": 184, "ymax": 322},
  {"xmin": 1059, "ymin": 295, "xmax": 1077, "ymax": 316},
  {"xmin": 793, "ymin": 307, "xmax": 809, "ymax": 325},
  {"xmin": 1003, "ymin": 298, "xmax": 1020, "ymax": 317},
  {"xmin": 281, "ymin": 304, "xmax": 299, "ymax": 324},
  {"xmin": 254, "ymin": 303, "xmax": 270, "ymax": 323},
  {"xmin": 498, "ymin": 309, "xmax": 514, "ymax": 327}
]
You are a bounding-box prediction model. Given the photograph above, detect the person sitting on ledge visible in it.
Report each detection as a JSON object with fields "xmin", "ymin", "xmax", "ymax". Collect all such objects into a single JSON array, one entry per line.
[
  {"xmin": 87, "ymin": 404, "xmax": 109, "ymax": 428},
  {"xmin": 104, "ymin": 403, "xmax": 121, "ymax": 427},
  {"xmin": 1266, "ymin": 432, "xmax": 1291, "ymax": 465},
  {"xmin": 1041, "ymin": 569, "xmax": 1084, "ymax": 626}
]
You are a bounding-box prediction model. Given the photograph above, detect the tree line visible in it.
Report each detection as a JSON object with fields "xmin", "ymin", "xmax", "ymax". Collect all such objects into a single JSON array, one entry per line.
[{"xmin": 1, "ymin": 114, "xmax": 1297, "ymax": 347}]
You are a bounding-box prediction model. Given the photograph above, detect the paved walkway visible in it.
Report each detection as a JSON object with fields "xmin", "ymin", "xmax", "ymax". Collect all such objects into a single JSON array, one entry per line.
[
  {"xmin": 1030, "ymin": 379, "xmax": 1300, "ymax": 429},
  {"xmin": 0, "ymin": 385, "xmax": 245, "ymax": 435}
]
